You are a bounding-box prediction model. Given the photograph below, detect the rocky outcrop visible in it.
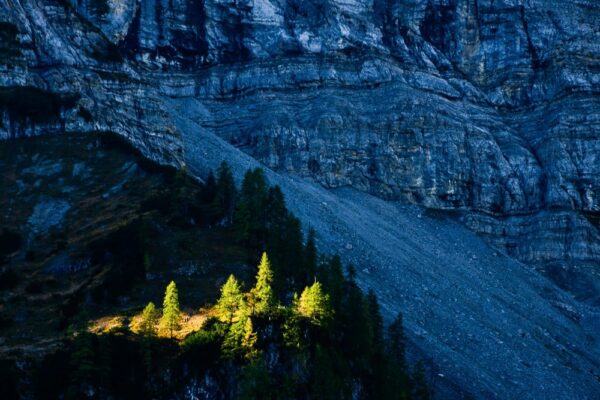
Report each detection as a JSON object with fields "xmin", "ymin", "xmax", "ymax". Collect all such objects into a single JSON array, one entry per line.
[
  {"xmin": 0, "ymin": 0, "xmax": 183, "ymax": 165},
  {"xmin": 1, "ymin": 0, "xmax": 600, "ymax": 397}
]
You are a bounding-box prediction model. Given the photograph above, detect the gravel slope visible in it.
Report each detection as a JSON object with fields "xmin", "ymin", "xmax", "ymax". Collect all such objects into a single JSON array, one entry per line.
[{"xmin": 167, "ymin": 97, "xmax": 600, "ymax": 399}]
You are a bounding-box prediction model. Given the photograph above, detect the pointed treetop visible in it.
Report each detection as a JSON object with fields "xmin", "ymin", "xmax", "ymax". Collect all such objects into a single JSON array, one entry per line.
[
  {"xmin": 160, "ymin": 281, "xmax": 181, "ymax": 338},
  {"xmin": 251, "ymin": 252, "xmax": 275, "ymax": 314},
  {"xmin": 216, "ymin": 274, "xmax": 244, "ymax": 323},
  {"xmin": 297, "ymin": 281, "xmax": 332, "ymax": 325},
  {"xmin": 139, "ymin": 302, "xmax": 159, "ymax": 337}
]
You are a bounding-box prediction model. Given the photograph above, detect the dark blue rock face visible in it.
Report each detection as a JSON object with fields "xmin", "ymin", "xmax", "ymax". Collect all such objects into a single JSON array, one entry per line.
[{"xmin": 1, "ymin": 0, "xmax": 599, "ymax": 398}]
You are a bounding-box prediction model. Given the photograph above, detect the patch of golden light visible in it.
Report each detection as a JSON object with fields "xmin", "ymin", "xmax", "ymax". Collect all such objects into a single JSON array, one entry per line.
[
  {"xmin": 174, "ymin": 313, "xmax": 208, "ymax": 339},
  {"xmin": 88, "ymin": 315, "xmax": 128, "ymax": 335},
  {"xmin": 89, "ymin": 308, "xmax": 214, "ymax": 340}
]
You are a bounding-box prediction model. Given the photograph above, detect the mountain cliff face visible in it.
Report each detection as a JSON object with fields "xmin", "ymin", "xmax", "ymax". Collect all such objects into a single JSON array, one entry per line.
[{"xmin": 1, "ymin": 0, "xmax": 599, "ymax": 398}]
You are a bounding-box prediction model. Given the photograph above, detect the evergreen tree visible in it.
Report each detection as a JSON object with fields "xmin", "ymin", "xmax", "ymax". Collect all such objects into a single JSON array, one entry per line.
[
  {"xmin": 283, "ymin": 214, "xmax": 305, "ymax": 289},
  {"xmin": 366, "ymin": 289, "xmax": 384, "ymax": 351},
  {"xmin": 282, "ymin": 301, "xmax": 304, "ymax": 349},
  {"xmin": 304, "ymin": 228, "xmax": 318, "ymax": 285},
  {"xmin": 241, "ymin": 317, "xmax": 259, "ymax": 360},
  {"xmin": 202, "ymin": 170, "xmax": 217, "ymax": 203},
  {"xmin": 338, "ymin": 280, "xmax": 372, "ymax": 368},
  {"xmin": 222, "ymin": 314, "xmax": 246, "ymax": 359},
  {"xmin": 139, "ymin": 302, "xmax": 159, "ymax": 337},
  {"xmin": 265, "ymin": 185, "xmax": 288, "ymax": 288},
  {"xmin": 213, "ymin": 161, "xmax": 236, "ymax": 225},
  {"xmin": 216, "ymin": 275, "xmax": 243, "ymax": 323},
  {"xmin": 250, "ymin": 252, "xmax": 275, "ymax": 315},
  {"xmin": 160, "ymin": 281, "xmax": 181, "ymax": 338},
  {"xmin": 382, "ymin": 311, "xmax": 411, "ymax": 399},
  {"xmin": 236, "ymin": 168, "xmax": 269, "ymax": 248},
  {"xmin": 67, "ymin": 332, "xmax": 97, "ymax": 399},
  {"xmin": 323, "ymin": 255, "xmax": 344, "ymax": 313},
  {"xmin": 222, "ymin": 305, "xmax": 255, "ymax": 359},
  {"xmin": 365, "ymin": 289, "xmax": 386, "ymax": 399},
  {"xmin": 297, "ymin": 281, "xmax": 332, "ymax": 326},
  {"xmin": 347, "ymin": 264, "xmax": 357, "ymax": 282},
  {"xmin": 238, "ymin": 358, "xmax": 271, "ymax": 400},
  {"xmin": 310, "ymin": 345, "xmax": 344, "ymax": 400},
  {"xmin": 413, "ymin": 361, "xmax": 431, "ymax": 400},
  {"xmin": 265, "ymin": 186, "xmax": 288, "ymax": 232},
  {"xmin": 388, "ymin": 311, "xmax": 407, "ymax": 371}
]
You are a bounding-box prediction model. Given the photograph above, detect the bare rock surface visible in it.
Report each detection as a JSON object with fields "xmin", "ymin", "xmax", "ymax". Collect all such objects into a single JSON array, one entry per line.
[{"xmin": 2, "ymin": 0, "xmax": 600, "ymax": 397}]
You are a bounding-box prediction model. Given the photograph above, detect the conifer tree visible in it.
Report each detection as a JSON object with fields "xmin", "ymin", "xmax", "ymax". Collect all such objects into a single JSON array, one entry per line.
[
  {"xmin": 283, "ymin": 299, "xmax": 303, "ymax": 349},
  {"xmin": 266, "ymin": 186, "xmax": 287, "ymax": 232},
  {"xmin": 239, "ymin": 359, "xmax": 271, "ymax": 400},
  {"xmin": 388, "ymin": 311, "xmax": 407, "ymax": 371},
  {"xmin": 160, "ymin": 281, "xmax": 181, "ymax": 338},
  {"xmin": 67, "ymin": 332, "xmax": 97, "ymax": 399},
  {"xmin": 365, "ymin": 290, "xmax": 386, "ymax": 399},
  {"xmin": 298, "ymin": 281, "xmax": 332, "ymax": 325},
  {"xmin": 339, "ymin": 280, "xmax": 372, "ymax": 365},
  {"xmin": 265, "ymin": 185, "xmax": 288, "ymax": 285},
  {"xmin": 304, "ymin": 228, "xmax": 318, "ymax": 285},
  {"xmin": 241, "ymin": 317, "xmax": 259, "ymax": 360},
  {"xmin": 222, "ymin": 315, "xmax": 246, "ymax": 358},
  {"xmin": 202, "ymin": 170, "xmax": 217, "ymax": 203},
  {"xmin": 216, "ymin": 275, "xmax": 243, "ymax": 323},
  {"xmin": 213, "ymin": 161, "xmax": 236, "ymax": 225},
  {"xmin": 139, "ymin": 302, "xmax": 159, "ymax": 337},
  {"xmin": 324, "ymin": 255, "xmax": 344, "ymax": 313},
  {"xmin": 366, "ymin": 289, "xmax": 384, "ymax": 350},
  {"xmin": 310, "ymin": 345, "xmax": 343, "ymax": 400},
  {"xmin": 283, "ymin": 214, "xmax": 304, "ymax": 288},
  {"xmin": 236, "ymin": 168, "xmax": 268, "ymax": 247},
  {"xmin": 251, "ymin": 252, "xmax": 275, "ymax": 315},
  {"xmin": 413, "ymin": 361, "xmax": 431, "ymax": 400},
  {"xmin": 222, "ymin": 308, "xmax": 256, "ymax": 359},
  {"xmin": 385, "ymin": 311, "xmax": 411, "ymax": 400}
]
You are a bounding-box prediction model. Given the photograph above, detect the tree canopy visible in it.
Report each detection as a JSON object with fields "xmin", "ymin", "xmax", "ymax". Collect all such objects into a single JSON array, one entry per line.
[
  {"xmin": 216, "ymin": 274, "xmax": 244, "ymax": 323},
  {"xmin": 250, "ymin": 252, "xmax": 276, "ymax": 315},
  {"xmin": 139, "ymin": 302, "xmax": 159, "ymax": 337},
  {"xmin": 297, "ymin": 281, "xmax": 332, "ymax": 325},
  {"xmin": 160, "ymin": 281, "xmax": 181, "ymax": 338}
]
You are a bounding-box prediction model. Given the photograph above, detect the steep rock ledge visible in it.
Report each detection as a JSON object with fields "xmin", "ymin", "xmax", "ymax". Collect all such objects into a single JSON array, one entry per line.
[{"xmin": 1, "ymin": 0, "xmax": 600, "ymax": 396}]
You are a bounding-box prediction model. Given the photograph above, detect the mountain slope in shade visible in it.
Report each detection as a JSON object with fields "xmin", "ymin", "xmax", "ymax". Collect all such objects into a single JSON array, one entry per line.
[{"xmin": 1, "ymin": 0, "xmax": 600, "ymax": 397}]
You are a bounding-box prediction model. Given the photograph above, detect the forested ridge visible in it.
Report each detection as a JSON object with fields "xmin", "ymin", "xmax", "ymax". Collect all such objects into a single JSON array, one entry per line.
[{"xmin": 0, "ymin": 135, "xmax": 431, "ymax": 399}]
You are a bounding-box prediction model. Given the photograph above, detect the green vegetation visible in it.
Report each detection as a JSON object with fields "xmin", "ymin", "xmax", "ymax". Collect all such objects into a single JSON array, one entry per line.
[
  {"xmin": 0, "ymin": 134, "xmax": 431, "ymax": 399},
  {"xmin": 216, "ymin": 275, "xmax": 243, "ymax": 323},
  {"xmin": 160, "ymin": 281, "xmax": 181, "ymax": 338},
  {"xmin": 139, "ymin": 302, "xmax": 159, "ymax": 337},
  {"xmin": 297, "ymin": 281, "xmax": 332, "ymax": 325},
  {"xmin": 249, "ymin": 252, "xmax": 276, "ymax": 315}
]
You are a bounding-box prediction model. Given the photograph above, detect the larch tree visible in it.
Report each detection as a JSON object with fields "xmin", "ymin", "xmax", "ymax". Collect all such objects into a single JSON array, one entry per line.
[
  {"xmin": 297, "ymin": 281, "xmax": 332, "ymax": 325},
  {"xmin": 241, "ymin": 317, "xmax": 259, "ymax": 360},
  {"xmin": 160, "ymin": 281, "xmax": 181, "ymax": 338},
  {"xmin": 216, "ymin": 274, "xmax": 243, "ymax": 323},
  {"xmin": 283, "ymin": 295, "xmax": 304, "ymax": 349},
  {"xmin": 139, "ymin": 302, "xmax": 159, "ymax": 337},
  {"xmin": 250, "ymin": 252, "xmax": 275, "ymax": 315}
]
